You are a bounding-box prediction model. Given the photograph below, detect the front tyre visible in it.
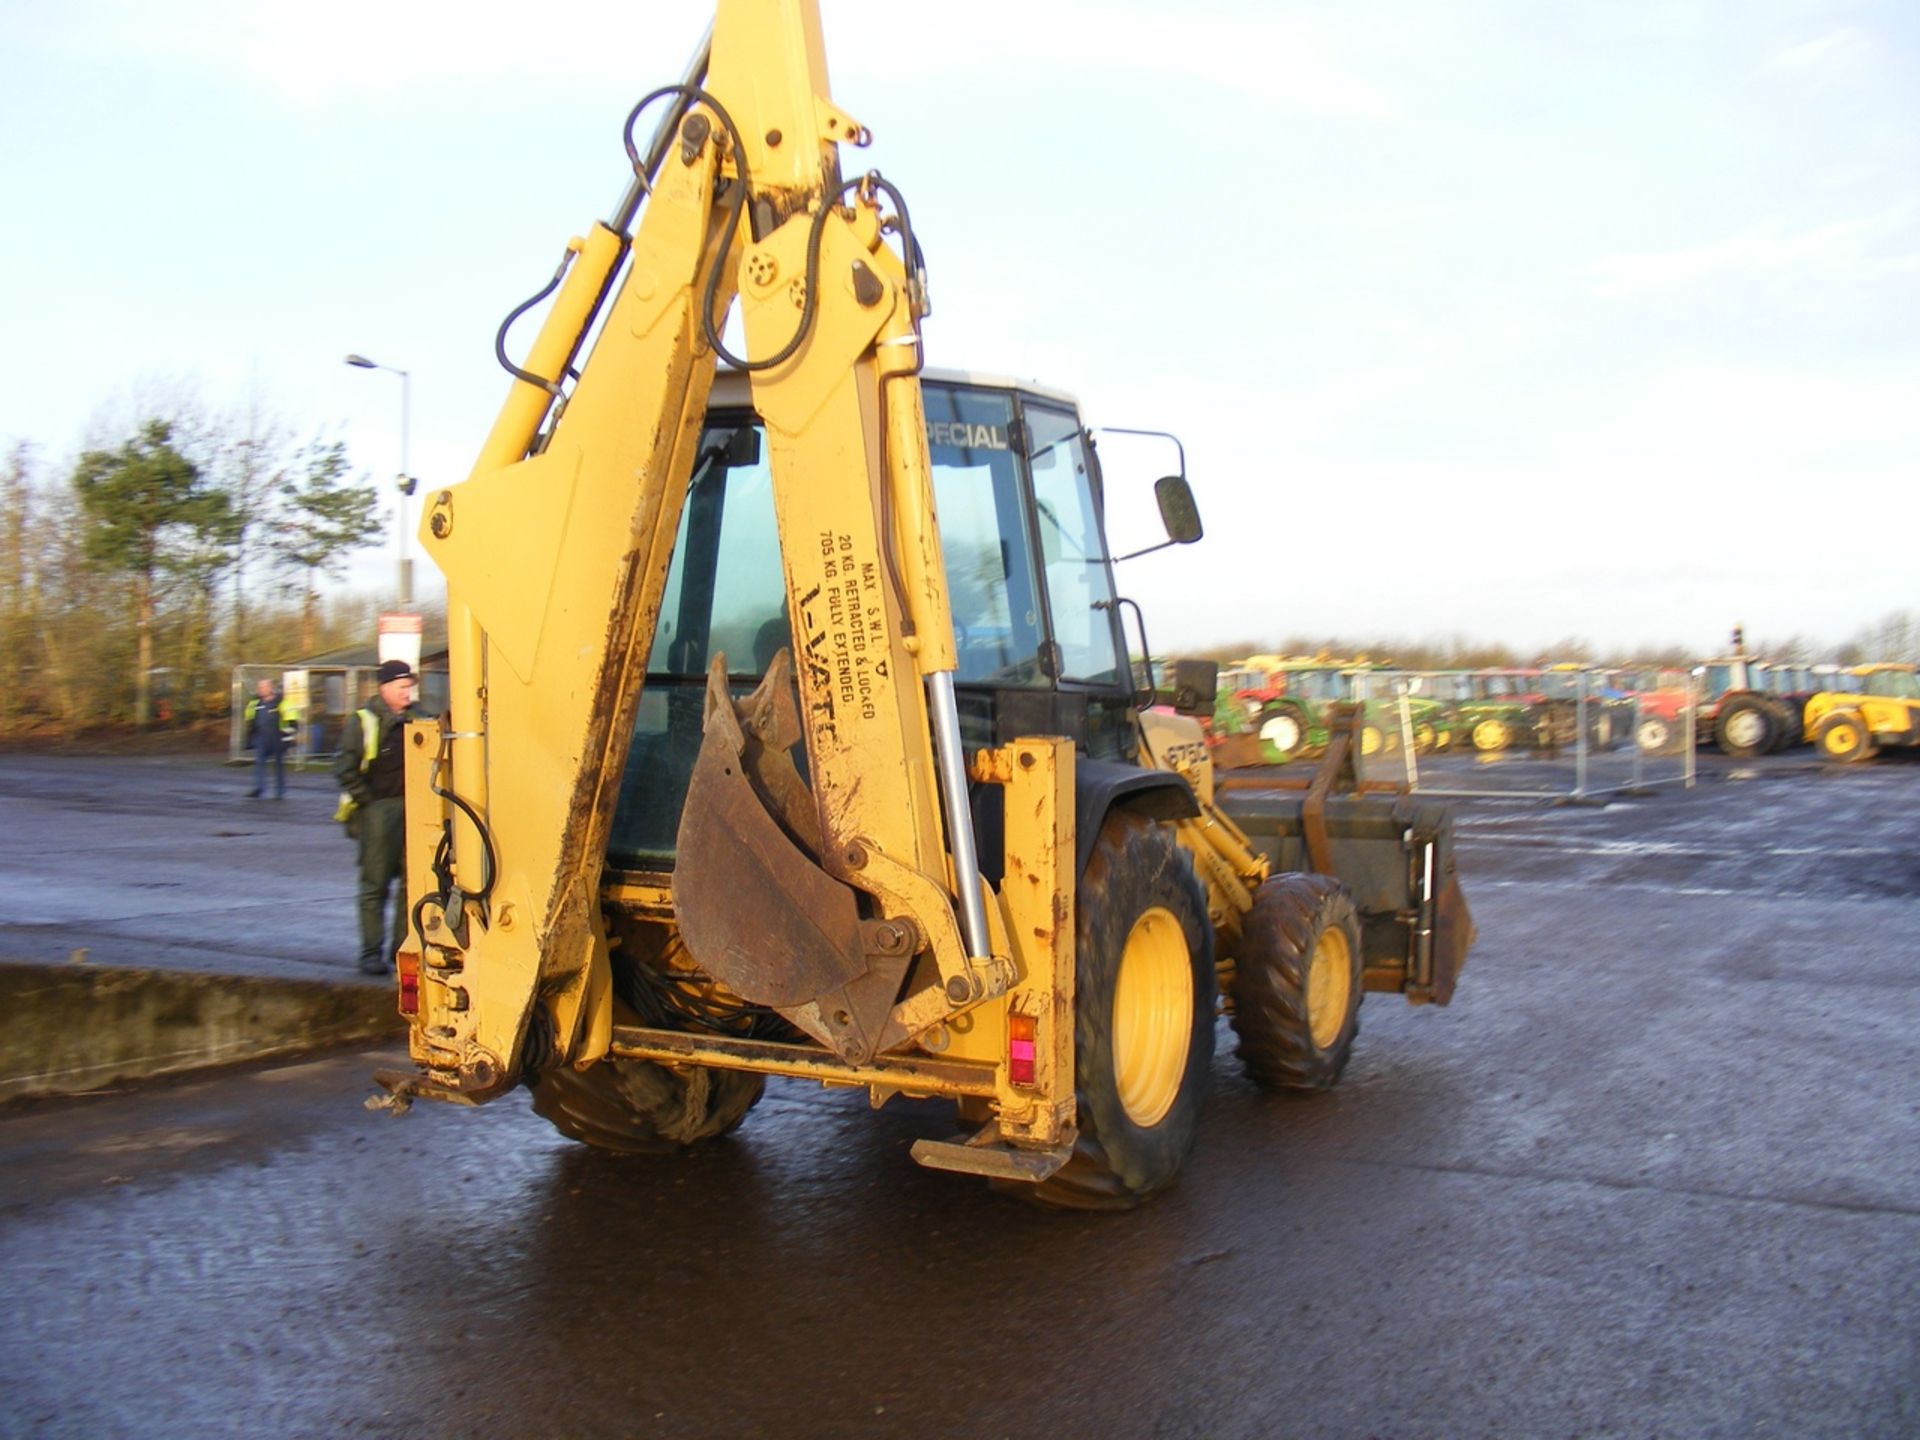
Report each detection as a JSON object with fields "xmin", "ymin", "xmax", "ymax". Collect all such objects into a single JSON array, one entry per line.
[
  {"xmin": 1815, "ymin": 712, "xmax": 1874, "ymax": 764},
  {"xmin": 1024, "ymin": 812, "xmax": 1216, "ymax": 1211},
  {"xmin": 1230, "ymin": 874, "xmax": 1364, "ymax": 1092}
]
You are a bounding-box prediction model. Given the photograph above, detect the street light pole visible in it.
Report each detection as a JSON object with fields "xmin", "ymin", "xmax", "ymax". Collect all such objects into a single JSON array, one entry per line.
[{"xmin": 344, "ymin": 353, "xmax": 416, "ymax": 609}]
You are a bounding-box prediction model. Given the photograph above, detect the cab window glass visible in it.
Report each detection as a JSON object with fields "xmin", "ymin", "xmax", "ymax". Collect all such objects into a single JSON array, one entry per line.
[
  {"xmin": 611, "ymin": 422, "xmax": 783, "ymax": 870},
  {"xmin": 924, "ymin": 385, "xmax": 1045, "ymax": 685},
  {"xmin": 1025, "ymin": 404, "xmax": 1121, "ymax": 686},
  {"xmin": 647, "ymin": 424, "xmax": 787, "ymax": 678}
]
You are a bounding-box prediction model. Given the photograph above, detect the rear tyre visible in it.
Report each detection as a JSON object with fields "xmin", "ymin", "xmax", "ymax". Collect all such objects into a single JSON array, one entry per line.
[
  {"xmin": 1714, "ymin": 696, "xmax": 1776, "ymax": 758},
  {"xmin": 1763, "ymin": 698, "xmax": 1802, "ymax": 750},
  {"xmin": 1815, "ymin": 712, "xmax": 1874, "ymax": 764},
  {"xmin": 1471, "ymin": 719, "xmax": 1511, "ymax": 752},
  {"xmin": 1256, "ymin": 702, "xmax": 1311, "ymax": 763},
  {"xmin": 529, "ymin": 1055, "xmax": 765, "ymax": 1154},
  {"xmin": 1022, "ymin": 811, "xmax": 1215, "ymax": 1211},
  {"xmin": 1230, "ymin": 874, "xmax": 1364, "ymax": 1092},
  {"xmin": 1636, "ymin": 716, "xmax": 1675, "ymax": 755}
]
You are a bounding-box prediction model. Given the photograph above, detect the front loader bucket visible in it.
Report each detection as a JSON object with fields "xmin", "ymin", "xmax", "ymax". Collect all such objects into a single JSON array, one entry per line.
[{"xmin": 1217, "ymin": 788, "xmax": 1473, "ymax": 1005}]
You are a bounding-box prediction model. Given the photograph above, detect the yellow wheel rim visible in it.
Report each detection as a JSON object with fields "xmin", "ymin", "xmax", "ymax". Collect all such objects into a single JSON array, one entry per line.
[
  {"xmin": 1473, "ymin": 719, "xmax": 1509, "ymax": 750},
  {"xmin": 1306, "ymin": 925, "xmax": 1353, "ymax": 1049},
  {"xmin": 1112, "ymin": 906, "xmax": 1193, "ymax": 1128},
  {"xmin": 1825, "ymin": 726, "xmax": 1858, "ymax": 757}
]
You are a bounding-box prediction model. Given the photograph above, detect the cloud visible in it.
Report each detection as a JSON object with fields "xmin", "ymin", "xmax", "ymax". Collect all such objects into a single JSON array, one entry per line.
[
  {"xmin": 829, "ymin": 2, "xmax": 1400, "ymax": 122},
  {"xmin": 1757, "ymin": 26, "xmax": 1877, "ymax": 82},
  {"xmin": 45, "ymin": 0, "xmax": 1396, "ymax": 121},
  {"xmin": 1587, "ymin": 216, "xmax": 1920, "ymax": 295},
  {"xmin": 1642, "ymin": 365, "xmax": 1920, "ymax": 457},
  {"xmin": 24, "ymin": 0, "xmax": 708, "ymax": 102}
]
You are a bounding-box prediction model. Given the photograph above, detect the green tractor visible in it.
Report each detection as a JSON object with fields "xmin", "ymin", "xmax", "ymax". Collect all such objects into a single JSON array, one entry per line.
[
  {"xmin": 1448, "ymin": 669, "xmax": 1581, "ymax": 754},
  {"xmin": 1222, "ymin": 657, "xmax": 1458, "ymax": 766}
]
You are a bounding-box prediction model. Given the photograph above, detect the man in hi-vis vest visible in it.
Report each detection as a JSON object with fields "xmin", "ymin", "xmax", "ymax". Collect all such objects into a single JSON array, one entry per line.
[
  {"xmin": 243, "ymin": 677, "xmax": 297, "ymax": 798},
  {"xmin": 334, "ymin": 659, "xmax": 416, "ymax": 976}
]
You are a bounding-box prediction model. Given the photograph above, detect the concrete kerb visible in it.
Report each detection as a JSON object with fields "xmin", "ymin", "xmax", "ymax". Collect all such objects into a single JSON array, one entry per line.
[{"xmin": 0, "ymin": 960, "xmax": 403, "ymax": 1103}]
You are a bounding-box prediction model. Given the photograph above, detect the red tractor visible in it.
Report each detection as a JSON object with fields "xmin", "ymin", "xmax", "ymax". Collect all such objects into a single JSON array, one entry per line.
[{"xmin": 1693, "ymin": 654, "xmax": 1797, "ymax": 758}]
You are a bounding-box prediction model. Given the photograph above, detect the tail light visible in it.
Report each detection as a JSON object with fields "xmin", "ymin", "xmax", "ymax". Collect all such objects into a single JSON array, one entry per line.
[
  {"xmin": 1008, "ymin": 1012, "xmax": 1037, "ymax": 1087},
  {"xmin": 396, "ymin": 950, "xmax": 421, "ymax": 1015}
]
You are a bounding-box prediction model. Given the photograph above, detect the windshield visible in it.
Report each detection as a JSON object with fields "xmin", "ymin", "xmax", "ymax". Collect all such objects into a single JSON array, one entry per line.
[
  {"xmin": 1867, "ymin": 669, "xmax": 1920, "ymax": 699},
  {"xmin": 1478, "ymin": 675, "xmax": 1529, "ymax": 699},
  {"xmin": 923, "ymin": 389, "xmax": 1121, "ymax": 687},
  {"xmin": 606, "ymin": 379, "xmax": 1125, "ymax": 870}
]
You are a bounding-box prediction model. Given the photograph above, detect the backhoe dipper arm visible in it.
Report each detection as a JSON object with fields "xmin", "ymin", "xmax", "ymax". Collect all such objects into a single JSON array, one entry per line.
[{"xmin": 396, "ymin": 0, "xmax": 991, "ymax": 1101}]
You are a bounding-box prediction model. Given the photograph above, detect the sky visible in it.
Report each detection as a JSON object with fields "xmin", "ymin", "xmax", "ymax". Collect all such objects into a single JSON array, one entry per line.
[{"xmin": 1, "ymin": 0, "xmax": 1915, "ymax": 658}]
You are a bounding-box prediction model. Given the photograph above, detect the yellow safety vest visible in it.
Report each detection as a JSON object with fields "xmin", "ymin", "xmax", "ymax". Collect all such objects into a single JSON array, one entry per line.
[
  {"xmin": 333, "ymin": 709, "xmax": 384, "ymax": 823},
  {"xmin": 244, "ymin": 696, "xmax": 298, "ymax": 739}
]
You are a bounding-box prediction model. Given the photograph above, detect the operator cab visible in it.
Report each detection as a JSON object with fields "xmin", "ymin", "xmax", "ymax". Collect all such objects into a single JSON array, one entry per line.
[{"xmin": 607, "ymin": 368, "xmax": 1195, "ymax": 871}]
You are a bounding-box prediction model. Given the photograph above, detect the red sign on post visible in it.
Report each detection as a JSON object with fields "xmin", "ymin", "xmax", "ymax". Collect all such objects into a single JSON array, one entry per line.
[{"xmin": 378, "ymin": 613, "xmax": 424, "ymax": 679}]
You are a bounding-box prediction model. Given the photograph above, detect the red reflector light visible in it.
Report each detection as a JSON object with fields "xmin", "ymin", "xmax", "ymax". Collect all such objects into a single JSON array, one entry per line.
[
  {"xmin": 396, "ymin": 951, "xmax": 421, "ymax": 1015},
  {"xmin": 1008, "ymin": 1013, "xmax": 1037, "ymax": 1086}
]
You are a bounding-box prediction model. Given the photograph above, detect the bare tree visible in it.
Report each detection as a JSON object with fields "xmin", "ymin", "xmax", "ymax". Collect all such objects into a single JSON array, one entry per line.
[
  {"xmin": 0, "ymin": 444, "xmax": 32, "ymax": 730},
  {"xmin": 266, "ymin": 438, "xmax": 383, "ymax": 654},
  {"xmin": 212, "ymin": 397, "xmax": 295, "ymax": 656}
]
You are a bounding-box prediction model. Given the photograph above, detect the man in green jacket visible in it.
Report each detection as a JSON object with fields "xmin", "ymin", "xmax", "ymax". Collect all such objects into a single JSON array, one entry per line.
[{"xmin": 335, "ymin": 659, "xmax": 417, "ymax": 976}]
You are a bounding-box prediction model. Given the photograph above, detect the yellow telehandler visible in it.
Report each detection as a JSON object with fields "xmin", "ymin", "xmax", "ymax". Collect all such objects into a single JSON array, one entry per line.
[
  {"xmin": 1804, "ymin": 664, "xmax": 1920, "ymax": 762},
  {"xmin": 373, "ymin": 0, "xmax": 1474, "ymax": 1208}
]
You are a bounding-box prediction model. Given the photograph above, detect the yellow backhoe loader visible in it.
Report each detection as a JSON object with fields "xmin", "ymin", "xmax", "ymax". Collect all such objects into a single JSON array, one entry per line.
[{"xmin": 373, "ymin": 0, "xmax": 1474, "ymax": 1208}]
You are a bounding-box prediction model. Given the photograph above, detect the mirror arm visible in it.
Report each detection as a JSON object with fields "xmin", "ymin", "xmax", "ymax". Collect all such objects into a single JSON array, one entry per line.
[
  {"xmin": 1091, "ymin": 426, "xmax": 1187, "ymax": 481},
  {"xmin": 1112, "ymin": 538, "xmax": 1175, "ymax": 564}
]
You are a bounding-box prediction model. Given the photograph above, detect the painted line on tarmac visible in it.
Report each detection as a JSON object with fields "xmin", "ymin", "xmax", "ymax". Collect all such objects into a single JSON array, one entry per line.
[
  {"xmin": 1460, "ymin": 836, "xmax": 1895, "ymax": 861},
  {"xmin": 1333, "ymin": 1152, "xmax": 1920, "ymax": 1222},
  {"xmin": 1469, "ymin": 876, "xmax": 1917, "ymax": 904}
]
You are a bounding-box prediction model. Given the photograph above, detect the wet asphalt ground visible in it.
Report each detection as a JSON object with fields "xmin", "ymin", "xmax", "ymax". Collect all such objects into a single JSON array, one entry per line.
[
  {"xmin": 1, "ymin": 751, "xmax": 1917, "ymax": 1438},
  {"xmin": 0, "ymin": 755, "xmax": 372, "ymax": 983}
]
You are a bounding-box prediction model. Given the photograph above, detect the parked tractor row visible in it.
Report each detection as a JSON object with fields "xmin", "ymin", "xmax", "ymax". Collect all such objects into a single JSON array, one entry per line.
[
  {"xmin": 1202, "ymin": 653, "xmax": 1920, "ymax": 768},
  {"xmin": 1705, "ymin": 659, "xmax": 1920, "ymax": 763},
  {"xmin": 1206, "ymin": 657, "xmax": 1645, "ymax": 767}
]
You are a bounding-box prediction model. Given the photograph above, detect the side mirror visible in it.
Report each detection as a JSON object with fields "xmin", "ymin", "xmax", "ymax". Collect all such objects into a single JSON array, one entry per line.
[
  {"xmin": 1168, "ymin": 658, "xmax": 1218, "ymax": 716},
  {"xmin": 1154, "ymin": 475, "xmax": 1203, "ymax": 545}
]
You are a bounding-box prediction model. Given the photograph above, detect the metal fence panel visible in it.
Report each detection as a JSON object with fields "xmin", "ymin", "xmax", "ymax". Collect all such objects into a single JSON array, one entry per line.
[
  {"xmin": 1206, "ymin": 664, "xmax": 1698, "ymax": 801},
  {"xmin": 228, "ymin": 665, "xmax": 379, "ymax": 765},
  {"xmin": 1350, "ymin": 668, "xmax": 1696, "ymax": 799}
]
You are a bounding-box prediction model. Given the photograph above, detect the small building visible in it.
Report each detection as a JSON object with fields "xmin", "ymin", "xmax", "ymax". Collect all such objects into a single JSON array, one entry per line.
[{"xmin": 228, "ymin": 636, "xmax": 448, "ymax": 762}]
